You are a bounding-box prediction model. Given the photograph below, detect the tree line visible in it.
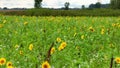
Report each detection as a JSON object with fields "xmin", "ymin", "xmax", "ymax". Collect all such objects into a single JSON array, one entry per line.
[
  {"xmin": 0, "ymin": 0, "xmax": 119, "ymax": 9},
  {"xmin": 34, "ymin": 0, "xmax": 70, "ymax": 10},
  {"xmin": 110, "ymin": 0, "xmax": 120, "ymax": 9},
  {"xmin": 34, "ymin": 0, "xmax": 120, "ymax": 9}
]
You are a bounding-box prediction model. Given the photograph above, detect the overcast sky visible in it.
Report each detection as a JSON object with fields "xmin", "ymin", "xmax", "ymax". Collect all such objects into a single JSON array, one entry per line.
[{"xmin": 0, "ymin": 0, "xmax": 110, "ymax": 8}]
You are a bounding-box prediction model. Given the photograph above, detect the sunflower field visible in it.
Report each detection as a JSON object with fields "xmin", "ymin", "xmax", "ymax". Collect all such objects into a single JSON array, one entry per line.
[{"xmin": 0, "ymin": 15, "xmax": 120, "ymax": 68}]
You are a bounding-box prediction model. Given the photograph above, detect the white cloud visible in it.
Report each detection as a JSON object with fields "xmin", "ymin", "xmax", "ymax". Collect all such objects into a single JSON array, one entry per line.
[
  {"xmin": 0, "ymin": 0, "xmax": 34, "ymax": 8},
  {"xmin": 0, "ymin": 0, "xmax": 110, "ymax": 8},
  {"xmin": 42, "ymin": 0, "xmax": 110, "ymax": 8}
]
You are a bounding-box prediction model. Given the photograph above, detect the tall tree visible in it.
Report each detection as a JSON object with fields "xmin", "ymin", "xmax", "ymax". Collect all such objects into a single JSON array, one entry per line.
[
  {"xmin": 95, "ymin": 2, "xmax": 101, "ymax": 8},
  {"xmin": 110, "ymin": 0, "xmax": 115, "ymax": 8},
  {"xmin": 64, "ymin": 2, "xmax": 70, "ymax": 10},
  {"xmin": 82, "ymin": 5, "xmax": 85, "ymax": 9},
  {"xmin": 117, "ymin": 0, "xmax": 120, "ymax": 9},
  {"xmin": 34, "ymin": 0, "xmax": 42, "ymax": 8},
  {"xmin": 111, "ymin": 0, "xmax": 120, "ymax": 9}
]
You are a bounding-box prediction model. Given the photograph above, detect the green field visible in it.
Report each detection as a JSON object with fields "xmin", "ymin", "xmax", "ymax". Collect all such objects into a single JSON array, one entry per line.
[{"xmin": 0, "ymin": 15, "xmax": 120, "ymax": 68}]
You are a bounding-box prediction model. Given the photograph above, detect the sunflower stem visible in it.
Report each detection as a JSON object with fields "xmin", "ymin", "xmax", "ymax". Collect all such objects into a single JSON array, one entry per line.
[
  {"xmin": 45, "ymin": 42, "xmax": 54, "ymax": 62},
  {"xmin": 110, "ymin": 54, "xmax": 114, "ymax": 68}
]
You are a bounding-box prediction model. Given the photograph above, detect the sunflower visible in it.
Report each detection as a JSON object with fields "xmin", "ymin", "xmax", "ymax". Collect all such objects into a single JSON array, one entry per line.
[
  {"xmin": 0, "ymin": 58, "xmax": 6, "ymax": 65},
  {"xmin": 61, "ymin": 42, "xmax": 67, "ymax": 47},
  {"xmin": 42, "ymin": 61, "xmax": 51, "ymax": 68},
  {"xmin": 7, "ymin": 66, "xmax": 14, "ymax": 68},
  {"xmin": 50, "ymin": 47, "xmax": 55, "ymax": 54},
  {"xmin": 112, "ymin": 23, "xmax": 116, "ymax": 27},
  {"xmin": 56, "ymin": 37, "xmax": 61, "ymax": 43},
  {"xmin": 29, "ymin": 44, "xmax": 33, "ymax": 51},
  {"xmin": 89, "ymin": 26, "xmax": 95, "ymax": 32},
  {"xmin": 81, "ymin": 35, "xmax": 84, "ymax": 39},
  {"xmin": 58, "ymin": 42, "xmax": 67, "ymax": 51},
  {"xmin": 20, "ymin": 50, "xmax": 23, "ymax": 55},
  {"xmin": 6, "ymin": 61, "xmax": 14, "ymax": 68},
  {"xmin": 115, "ymin": 57, "xmax": 120, "ymax": 64},
  {"xmin": 24, "ymin": 22, "xmax": 28, "ymax": 25},
  {"xmin": 7, "ymin": 61, "xmax": 12, "ymax": 67},
  {"xmin": 15, "ymin": 44, "xmax": 19, "ymax": 48},
  {"xmin": 0, "ymin": 24, "xmax": 3, "ymax": 28},
  {"xmin": 58, "ymin": 45, "xmax": 63, "ymax": 51},
  {"xmin": 101, "ymin": 28, "xmax": 105, "ymax": 35}
]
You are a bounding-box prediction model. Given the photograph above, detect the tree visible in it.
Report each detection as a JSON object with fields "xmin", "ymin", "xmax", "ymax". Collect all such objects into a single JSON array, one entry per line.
[
  {"xmin": 89, "ymin": 2, "xmax": 101, "ymax": 8},
  {"xmin": 110, "ymin": 0, "xmax": 115, "ymax": 8},
  {"xmin": 64, "ymin": 2, "xmax": 70, "ymax": 10},
  {"xmin": 34, "ymin": 0, "xmax": 42, "ymax": 8},
  {"xmin": 95, "ymin": 2, "xmax": 101, "ymax": 8},
  {"xmin": 89, "ymin": 4, "xmax": 95, "ymax": 9},
  {"xmin": 118, "ymin": 0, "xmax": 120, "ymax": 9},
  {"xmin": 82, "ymin": 5, "xmax": 85, "ymax": 9},
  {"xmin": 116, "ymin": 0, "xmax": 120, "ymax": 9},
  {"xmin": 3, "ymin": 7, "xmax": 7, "ymax": 10},
  {"xmin": 110, "ymin": 0, "xmax": 120, "ymax": 9}
]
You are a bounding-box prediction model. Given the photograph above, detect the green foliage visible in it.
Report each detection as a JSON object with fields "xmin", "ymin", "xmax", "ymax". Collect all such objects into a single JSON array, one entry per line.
[
  {"xmin": 0, "ymin": 16, "xmax": 120, "ymax": 68},
  {"xmin": 110, "ymin": 0, "xmax": 120, "ymax": 9},
  {"xmin": 82, "ymin": 5, "xmax": 85, "ymax": 9},
  {"xmin": 0, "ymin": 8, "xmax": 120, "ymax": 16},
  {"xmin": 95, "ymin": 2, "xmax": 101, "ymax": 8},
  {"xmin": 64, "ymin": 2, "xmax": 70, "ymax": 10},
  {"xmin": 34, "ymin": 0, "xmax": 42, "ymax": 8}
]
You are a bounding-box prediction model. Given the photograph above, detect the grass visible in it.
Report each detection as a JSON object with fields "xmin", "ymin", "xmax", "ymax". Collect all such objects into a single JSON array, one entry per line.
[{"xmin": 0, "ymin": 15, "xmax": 120, "ymax": 68}]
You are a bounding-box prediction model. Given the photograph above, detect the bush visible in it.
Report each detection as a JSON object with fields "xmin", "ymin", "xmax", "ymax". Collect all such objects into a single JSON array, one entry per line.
[{"xmin": 0, "ymin": 8, "xmax": 120, "ymax": 16}]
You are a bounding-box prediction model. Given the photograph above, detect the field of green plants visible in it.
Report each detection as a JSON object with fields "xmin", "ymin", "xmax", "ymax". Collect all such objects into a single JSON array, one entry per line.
[{"xmin": 0, "ymin": 15, "xmax": 120, "ymax": 68}]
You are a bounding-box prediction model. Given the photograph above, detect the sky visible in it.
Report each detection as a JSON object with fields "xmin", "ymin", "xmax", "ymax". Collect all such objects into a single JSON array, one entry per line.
[{"xmin": 0, "ymin": 0, "xmax": 110, "ymax": 8}]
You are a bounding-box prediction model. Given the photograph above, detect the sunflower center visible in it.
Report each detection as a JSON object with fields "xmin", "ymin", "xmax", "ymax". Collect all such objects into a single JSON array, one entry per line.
[
  {"xmin": 117, "ymin": 59, "xmax": 120, "ymax": 62},
  {"xmin": 44, "ymin": 64, "xmax": 48, "ymax": 68},
  {"xmin": 8, "ymin": 63, "xmax": 12, "ymax": 66},
  {"xmin": 1, "ymin": 60, "xmax": 4, "ymax": 63}
]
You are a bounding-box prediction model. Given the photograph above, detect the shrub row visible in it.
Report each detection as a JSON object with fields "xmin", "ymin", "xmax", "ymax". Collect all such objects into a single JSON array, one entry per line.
[{"xmin": 1, "ymin": 8, "xmax": 120, "ymax": 16}]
